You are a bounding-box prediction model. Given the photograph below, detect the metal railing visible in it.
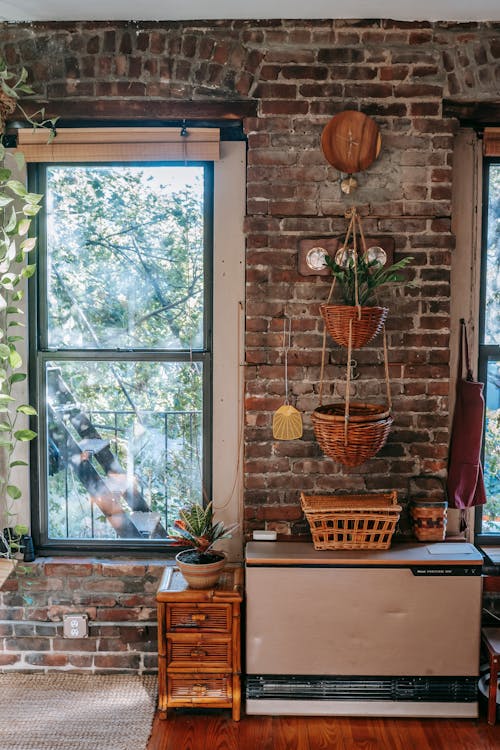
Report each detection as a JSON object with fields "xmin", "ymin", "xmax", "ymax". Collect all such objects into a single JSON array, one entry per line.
[{"xmin": 48, "ymin": 408, "xmax": 202, "ymax": 540}]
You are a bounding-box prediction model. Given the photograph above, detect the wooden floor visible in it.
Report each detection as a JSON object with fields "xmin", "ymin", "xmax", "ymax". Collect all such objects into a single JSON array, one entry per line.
[{"xmin": 147, "ymin": 711, "xmax": 500, "ymax": 750}]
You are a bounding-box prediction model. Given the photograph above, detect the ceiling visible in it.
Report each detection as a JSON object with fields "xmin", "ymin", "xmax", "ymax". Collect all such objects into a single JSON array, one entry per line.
[{"xmin": 0, "ymin": 0, "xmax": 500, "ymax": 23}]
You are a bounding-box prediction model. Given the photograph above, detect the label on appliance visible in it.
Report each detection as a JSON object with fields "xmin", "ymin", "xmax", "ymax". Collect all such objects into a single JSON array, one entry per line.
[{"xmin": 411, "ymin": 566, "xmax": 481, "ymax": 576}]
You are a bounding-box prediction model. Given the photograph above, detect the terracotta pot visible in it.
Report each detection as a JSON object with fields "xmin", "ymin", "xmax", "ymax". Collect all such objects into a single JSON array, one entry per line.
[{"xmin": 175, "ymin": 550, "xmax": 227, "ymax": 589}]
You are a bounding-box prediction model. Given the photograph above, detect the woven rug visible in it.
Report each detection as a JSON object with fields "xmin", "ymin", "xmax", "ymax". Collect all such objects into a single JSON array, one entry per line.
[{"xmin": 0, "ymin": 673, "xmax": 157, "ymax": 750}]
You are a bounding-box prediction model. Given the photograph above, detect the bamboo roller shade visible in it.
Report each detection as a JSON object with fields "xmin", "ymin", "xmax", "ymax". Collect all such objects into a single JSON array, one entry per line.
[
  {"xmin": 17, "ymin": 127, "xmax": 220, "ymax": 162},
  {"xmin": 483, "ymin": 128, "xmax": 500, "ymax": 157}
]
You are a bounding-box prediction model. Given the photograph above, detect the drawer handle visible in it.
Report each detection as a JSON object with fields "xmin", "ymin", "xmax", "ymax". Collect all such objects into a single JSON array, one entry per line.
[
  {"xmin": 192, "ymin": 683, "xmax": 207, "ymax": 696},
  {"xmin": 191, "ymin": 613, "xmax": 207, "ymax": 623},
  {"xmin": 190, "ymin": 648, "xmax": 207, "ymax": 658}
]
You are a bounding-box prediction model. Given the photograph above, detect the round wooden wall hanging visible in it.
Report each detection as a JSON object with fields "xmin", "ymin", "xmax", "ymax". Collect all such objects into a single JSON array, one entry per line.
[{"xmin": 321, "ymin": 110, "xmax": 381, "ymax": 174}]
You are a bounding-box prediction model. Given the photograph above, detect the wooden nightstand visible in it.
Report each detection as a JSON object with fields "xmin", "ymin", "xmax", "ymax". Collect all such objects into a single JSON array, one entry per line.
[{"xmin": 156, "ymin": 565, "xmax": 243, "ymax": 720}]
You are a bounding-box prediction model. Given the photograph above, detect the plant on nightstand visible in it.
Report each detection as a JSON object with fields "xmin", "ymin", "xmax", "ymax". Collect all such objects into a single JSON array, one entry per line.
[{"xmin": 169, "ymin": 500, "xmax": 237, "ymax": 589}]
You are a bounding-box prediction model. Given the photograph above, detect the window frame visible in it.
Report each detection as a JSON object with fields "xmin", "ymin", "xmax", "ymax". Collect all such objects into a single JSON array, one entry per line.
[
  {"xmin": 28, "ymin": 159, "xmax": 215, "ymax": 555},
  {"xmin": 475, "ymin": 155, "xmax": 500, "ymax": 544}
]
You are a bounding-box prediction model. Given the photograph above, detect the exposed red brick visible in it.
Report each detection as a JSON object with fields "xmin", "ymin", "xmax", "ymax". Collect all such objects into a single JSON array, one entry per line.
[
  {"xmin": 100, "ymin": 563, "xmax": 147, "ymax": 577},
  {"xmin": 25, "ymin": 653, "xmax": 69, "ymax": 667},
  {"xmin": 44, "ymin": 562, "xmax": 94, "ymax": 576},
  {"xmin": 0, "ymin": 18, "xmax": 495, "ymax": 637},
  {"xmin": 94, "ymin": 653, "xmax": 141, "ymax": 669},
  {"xmin": 0, "ymin": 654, "xmax": 20, "ymax": 665}
]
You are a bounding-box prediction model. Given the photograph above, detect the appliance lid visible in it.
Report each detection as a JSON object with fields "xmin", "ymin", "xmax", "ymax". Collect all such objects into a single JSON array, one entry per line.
[{"xmin": 245, "ymin": 541, "xmax": 483, "ymax": 567}]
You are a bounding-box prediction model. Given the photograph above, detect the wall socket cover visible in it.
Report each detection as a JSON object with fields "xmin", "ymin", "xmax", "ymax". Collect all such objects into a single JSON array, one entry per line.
[{"xmin": 63, "ymin": 614, "xmax": 89, "ymax": 638}]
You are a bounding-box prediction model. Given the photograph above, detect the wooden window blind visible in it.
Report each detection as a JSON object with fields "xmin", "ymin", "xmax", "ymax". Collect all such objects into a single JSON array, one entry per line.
[
  {"xmin": 483, "ymin": 128, "xmax": 500, "ymax": 157},
  {"xmin": 17, "ymin": 127, "xmax": 220, "ymax": 162}
]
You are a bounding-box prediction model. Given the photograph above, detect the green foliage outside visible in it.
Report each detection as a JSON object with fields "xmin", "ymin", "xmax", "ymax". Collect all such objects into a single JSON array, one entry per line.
[
  {"xmin": 42, "ymin": 165, "xmax": 207, "ymax": 541},
  {"xmin": 482, "ymin": 164, "xmax": 500, "ymax": 531}
]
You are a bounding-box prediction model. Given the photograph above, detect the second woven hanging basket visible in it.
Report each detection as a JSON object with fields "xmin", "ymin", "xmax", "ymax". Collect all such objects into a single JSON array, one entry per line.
[{"xmin": 312, "ymin": 402, "xmax": 393, "ymax": 468}]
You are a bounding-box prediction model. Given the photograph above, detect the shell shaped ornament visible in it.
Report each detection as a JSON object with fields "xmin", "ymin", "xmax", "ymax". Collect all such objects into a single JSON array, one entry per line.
[
  {"xmin": 272, "ymin": 404, "xmax": 303, "ymax": 441},
  {"xmin": 366, "ymin": 246, "xmax": 387, "ymax": 266}
]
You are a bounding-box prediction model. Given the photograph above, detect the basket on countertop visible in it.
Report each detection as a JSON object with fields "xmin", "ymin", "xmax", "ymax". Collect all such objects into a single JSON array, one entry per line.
[
  {"xmin": 300, "ymin": 491, "xmax": 401, "ymax": 551},
  {"xmin": 410, "ymin": 500, "xmax": 448, "ymax": 542}
]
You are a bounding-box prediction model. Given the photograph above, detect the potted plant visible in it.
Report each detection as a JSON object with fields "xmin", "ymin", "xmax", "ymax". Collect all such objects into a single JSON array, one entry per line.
[
  {"xmin": 169, "ymin": 500, "xmax": 237, "ymax": 589},
  {"xmin": 320, "ymin": 209, "xmax": 413, "ymax": 349}
]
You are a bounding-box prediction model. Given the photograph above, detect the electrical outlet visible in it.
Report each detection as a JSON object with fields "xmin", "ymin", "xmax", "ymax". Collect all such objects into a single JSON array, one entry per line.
[{"xmin": 63, "ymin": 614, "xmax": 89, "ymax": 638}]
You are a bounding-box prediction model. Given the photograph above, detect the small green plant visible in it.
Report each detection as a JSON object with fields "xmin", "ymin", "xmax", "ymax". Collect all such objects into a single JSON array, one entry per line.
[
  {"xmin": 324, "ymin": 251, "xmax": 413, "ymax": 306},
  {"xmin": 169, "ymin": 500, "xmax": 236, "ymax": 556}
]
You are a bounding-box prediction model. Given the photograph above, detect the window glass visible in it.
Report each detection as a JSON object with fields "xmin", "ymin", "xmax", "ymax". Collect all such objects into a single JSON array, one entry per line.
[
  {"xmin": 483, "ymin": 163, "xmax": 500, "ymax": 346},
  {"xmin": 45, "ymin": 359, "xmax": 202, "ymax": 541},
  {"xmin": 480, "ymin": 160, "xmax": 500, "ymax": 535},
  {"xmin": 46, "ymin": 165, "xmax": 204, "ymax": 350},
  {"xmin": 33, "ymin": 162, "xmax": 211, "ymax": 546},
  {"xmin": 483, "ymin": 359, "xmax": 500, "ymax": 533}
]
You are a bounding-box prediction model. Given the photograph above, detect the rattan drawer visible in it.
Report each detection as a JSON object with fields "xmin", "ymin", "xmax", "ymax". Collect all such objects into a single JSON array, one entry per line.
[
  {"xmin": 156, "ymin": 566, "xmax": 243, "ymax": 720},
  {"xmin": 167, "ymin": 674, "xmax": 232, "ymax": 706},
  {"xmin": 166, "ymin": 603, "xmax": 231, "ymax": 632},
  {"xmin": 167, "ymin": 635, "xmax": 232, "ymax": 670}
]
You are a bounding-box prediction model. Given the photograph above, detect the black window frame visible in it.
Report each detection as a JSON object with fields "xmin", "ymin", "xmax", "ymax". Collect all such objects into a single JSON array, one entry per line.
[
  {"xmin": 28, "ymin": 159, "xmax": 214, "ymax": 556},
  {"xmin": 475, "ymin": 155, "xmax": 500, "ymax": 544}
]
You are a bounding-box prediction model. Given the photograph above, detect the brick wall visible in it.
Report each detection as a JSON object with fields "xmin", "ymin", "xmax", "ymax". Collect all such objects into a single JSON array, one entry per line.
[
  {"xmin": 0, "ymin": 560, "xmax": 163, "ymax": 672},
  {"xmin": 1, "ymin": 18, "xmax": 499, "ymax": 670}
]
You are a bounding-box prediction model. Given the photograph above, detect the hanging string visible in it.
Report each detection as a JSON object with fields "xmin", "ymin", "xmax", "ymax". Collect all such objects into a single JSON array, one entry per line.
[
  {"xmin": 213, "ymin": 299, "xmax": 245, "ymax": 513},
  {"xmin": 345, "ymin": 317, "xmax": 353, "ymax": 444},
  {"xmin": 351, "ymin": 207, "xmax": 362, "ymax": 321},
  {"xmin": 318, "ymin": 323, "xmax": 328, "ymax": 407},
  {"xmin": 282, "ymin": 317, "xmax": 292, "ymax": 406},
  {"xmin": 382, "ymin": 326, "xmax": 392, "ymax": 411},
  {"xmin": 180, "ymin": 119, "xmax": 188, "ymax": 165},
  {"xmin": 317, "ymin": 207, "xmax": 393, "ymax": 428},
  {"xmin": 189, "ymin": 301, "xmax": 245, "ymax": 515}
]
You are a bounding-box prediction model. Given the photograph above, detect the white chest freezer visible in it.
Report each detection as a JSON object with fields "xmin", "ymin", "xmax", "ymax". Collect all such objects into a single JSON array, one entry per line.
[{"xmin": 245, "ymin": 541, "xmax": 483, "ymax": 717}]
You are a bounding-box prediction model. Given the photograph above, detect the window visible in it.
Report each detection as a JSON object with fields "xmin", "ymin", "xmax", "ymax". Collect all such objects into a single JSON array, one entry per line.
[
  {"xmin": 30, "ymin": 160, "xmax": 213, "ymax": 550},
  {"xmin": 479, "ymin": 158, "xmax": 500, "ymax": 536}
]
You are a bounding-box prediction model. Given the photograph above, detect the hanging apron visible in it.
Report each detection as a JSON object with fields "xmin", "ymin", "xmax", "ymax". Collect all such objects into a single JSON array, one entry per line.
[{"xmin": 446, "ymin": 319, "xmax": 486, "ymax": 531}]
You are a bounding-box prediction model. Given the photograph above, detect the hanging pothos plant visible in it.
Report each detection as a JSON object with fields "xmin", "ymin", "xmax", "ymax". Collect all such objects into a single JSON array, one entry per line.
[{"xmin": 0, "ymin": 58, "xmax": 57, "ymax": 558}]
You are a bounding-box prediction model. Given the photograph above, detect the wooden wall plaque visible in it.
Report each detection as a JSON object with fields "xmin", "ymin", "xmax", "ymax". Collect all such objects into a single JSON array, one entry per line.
[{"xmin": 321, "ymin": 111, "xmax": 381, "ymax": 174}]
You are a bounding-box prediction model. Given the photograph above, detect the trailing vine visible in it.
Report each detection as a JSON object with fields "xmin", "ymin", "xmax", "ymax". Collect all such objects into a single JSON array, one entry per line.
[{"xmin": 0, "ymin": 58, "xmax": 57, "ymax": 558}]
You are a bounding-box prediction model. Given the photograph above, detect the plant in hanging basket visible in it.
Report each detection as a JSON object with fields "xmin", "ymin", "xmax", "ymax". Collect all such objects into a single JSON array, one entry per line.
[
  {"xmin": 169, "ymin": 501, "xmax": 237, "ymax": 589},
  {"xmin": 324, "ymin": 251, "xmax": 413, "ymax": 308},
  {"xmin": 321, "ymin": 219, "xmax": 413, "ymax": 348}
]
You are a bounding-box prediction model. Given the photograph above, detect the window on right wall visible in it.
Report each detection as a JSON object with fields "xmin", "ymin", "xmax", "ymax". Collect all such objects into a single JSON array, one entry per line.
[{"xmin": 479, "ymin": 157, "xmax": 500, "ymax": 535}]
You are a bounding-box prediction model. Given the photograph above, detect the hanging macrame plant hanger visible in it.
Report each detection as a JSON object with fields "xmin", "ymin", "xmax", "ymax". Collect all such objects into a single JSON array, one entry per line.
[
  {"xmin": 320, "ymin": 207, "xmax": 388, "ymax": 349},
  {"xmin": 312, "ymin": 209, "xmax": 393, "ymax": 466}
]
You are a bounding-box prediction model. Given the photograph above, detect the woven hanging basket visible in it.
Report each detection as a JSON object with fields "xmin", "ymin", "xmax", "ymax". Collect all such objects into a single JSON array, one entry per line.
[
  {"xmin": 320, "ymin": 304, "xmax": 388, "ymax": 349},
  {"xmin": 312, "ymin": 401, "xmax": 393, "ymax": 467}
]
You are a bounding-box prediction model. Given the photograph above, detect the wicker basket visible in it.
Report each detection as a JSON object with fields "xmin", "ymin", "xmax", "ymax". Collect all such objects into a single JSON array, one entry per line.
[
  {"xmin": 410, "ymin": 500, "xmax": 448, "ymax": 542},
  {"xmin": 312, "ymin": 402, "xmax": 393, "ymax": 467},
  {"xmin": 320, "ymin": 304, "xmax": 388, "ymax": 349},
  {"xmin": 301, "ymin": 491, "xmax": 401, "ymax": 550}
]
